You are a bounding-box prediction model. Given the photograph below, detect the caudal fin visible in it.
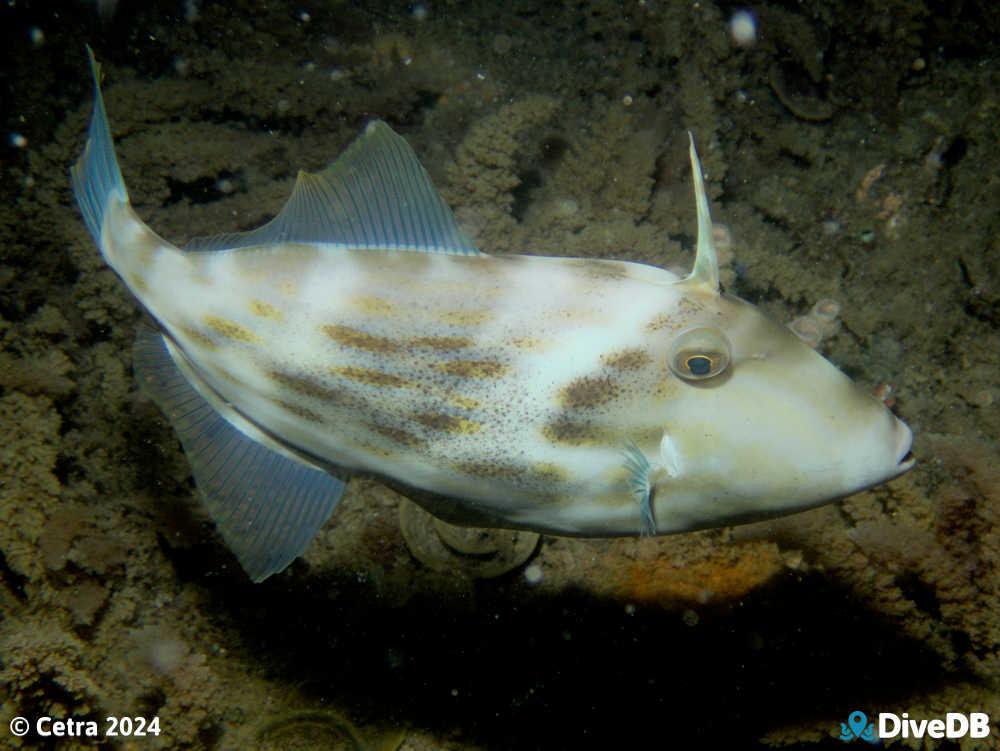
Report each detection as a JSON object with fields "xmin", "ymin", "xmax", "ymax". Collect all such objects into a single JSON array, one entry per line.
[{"xmin": 70, "ymin": 46, "xmax": 128, "ymax": 245}]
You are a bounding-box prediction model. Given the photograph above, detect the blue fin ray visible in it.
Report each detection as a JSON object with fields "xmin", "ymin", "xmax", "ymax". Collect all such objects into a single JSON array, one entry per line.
[
  {"xmin": 622, "ymin": 439, "xmax": 656, "ymax": 536},
  {"xmin": 132, "ymin": 329, "xmax": 350, "ymax": 581},
  {"xmin": 69, "ymin": 46, "xmax": 128, "ymax": 245}
]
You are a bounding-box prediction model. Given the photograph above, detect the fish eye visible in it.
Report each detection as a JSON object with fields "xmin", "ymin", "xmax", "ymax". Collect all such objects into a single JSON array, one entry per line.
[{"xmin": 668, "ymin": 327, "xmax": 731, "ymax": 381}]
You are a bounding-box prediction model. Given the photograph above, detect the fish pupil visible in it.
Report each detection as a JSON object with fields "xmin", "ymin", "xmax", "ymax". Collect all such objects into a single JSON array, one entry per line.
[{"xmin": 687, "ymin": 355, "xmax": 712, "ymax": 375}]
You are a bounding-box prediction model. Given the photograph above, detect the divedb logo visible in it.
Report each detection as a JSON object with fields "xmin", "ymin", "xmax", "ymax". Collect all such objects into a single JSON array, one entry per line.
[
  {"xmin": 840, "ymin": 710, "xmax": 992, "ymax": 742},
  {"xmin": 880, "ymin": 712, "xmax": 991, "ymax": 741}
]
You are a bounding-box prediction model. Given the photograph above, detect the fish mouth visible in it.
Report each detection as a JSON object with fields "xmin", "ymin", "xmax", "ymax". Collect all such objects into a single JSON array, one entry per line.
[{"xmin": 893, "ymin": 417, "xmax": 916, "ymax": 473}]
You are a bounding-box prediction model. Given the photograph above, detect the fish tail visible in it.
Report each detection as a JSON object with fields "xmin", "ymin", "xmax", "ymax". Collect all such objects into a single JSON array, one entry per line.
[{"xmin": 69, "ymin": 46, "xmax": 128, "ymax": 247}]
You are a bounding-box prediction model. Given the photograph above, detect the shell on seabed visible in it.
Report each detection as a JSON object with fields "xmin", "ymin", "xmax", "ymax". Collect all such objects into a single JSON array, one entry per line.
[{"xmin": 398, "ymin": 500, "xmax": 540, "ymax": 578}]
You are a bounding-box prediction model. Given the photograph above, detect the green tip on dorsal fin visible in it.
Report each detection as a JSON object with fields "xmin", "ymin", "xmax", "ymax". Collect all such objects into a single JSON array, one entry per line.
[{"xmin": 681, "ymin": 132, "xmax": 720, "ymax": 293}]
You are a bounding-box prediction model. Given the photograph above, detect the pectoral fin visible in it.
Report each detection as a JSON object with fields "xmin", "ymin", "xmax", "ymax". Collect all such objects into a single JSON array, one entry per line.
[{"xmin": 622, "ymin": 439, "xmax": 656, "ymax": 536}]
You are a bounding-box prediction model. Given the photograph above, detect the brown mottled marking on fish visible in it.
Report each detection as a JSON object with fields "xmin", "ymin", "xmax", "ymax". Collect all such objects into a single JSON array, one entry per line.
[
  {"xmin": 267, "ymin": 369, "xmax": 349, "ymax": 402},
  {"xmin": 127, "ymin": 272, "xmax": 149, "ymax": 294},
  {"xmin": 567, "ymin": 258, "xmax": 630, "ymax": 280},
  {"xmin": 645, "ymin": 313, "xmax": 672, "ymax": 332},
  {"xmin": 204, "ymin": 315, "xmax": 261, "ymax": 343},
  {"xmin": 322, "ymin": 324, "xmax": 398, "ymax": 353},
  {"xmin": 541, "ymin": 418, "xmax": 617, "ymax": 446},
  {"xmin": 531, "ymin": 461, "xmax": 571, "ymax": 483},
  {"xmin": 210, "ymin": 365, "xmax": 249, "ymax": 389},
  {"xmin": 652, "ymin": 373, "xmax": 678, "ymax": 402},
  {"xmin": 332, "ymin": 365, "xmax": 414, "ymax": 389},
  {"xmin": 601, "ymin": 348, "xmax": 652, "ymax": 371},
  {"xmin": 558, "ymin": 376, "xmax": 621, "ymax": 409},
  {"xmin": 351, "ymin": 296, "xmax": 398, "ymax": 317},
  {"xmin": 248, "ymin": 298, "xmax": 284, "ymax": 321},
  {"xmin": 410, "ymin": 335, "xmax": 474, "ymax": 351},
  {"xmin": 368, "ymin": 423, "xmax": 427, "ymax": 448},
  {"xmin": 414, "ymin": 412, "xmax": 483, "ymax": 434},
  {"xmin": 453, "ymin": 459, "xmax": 520, "ymax": 479},
  {"xmin": 452, "ymin": 459, "xmax": 568, "ymax": 489},
  {"xmin": 349, "ymin": 438, "xmax": 398, "ymax": 460},
  {"xmin": 179, "ymin": 325, "xmax": 218, "ymax": 351},
  {"xmin": 437, "ymin": 310, "xmax": 495, "ymax": 326},
  {"xmin": 434, "ymin": 359, "xmax": 507, "ymax": 379},
  {"xmin": 275, "ymin": 399, "xmax": 324, "ymax": 423},
  {"xmin": 647, "ymin": 299, "xmax": 704, "ymax": 331}
]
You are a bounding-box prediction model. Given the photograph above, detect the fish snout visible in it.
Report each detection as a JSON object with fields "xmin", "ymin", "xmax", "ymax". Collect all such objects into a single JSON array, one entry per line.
[{"xmin": 892, "ymin": 414, "xmax": 915, "ymax": 473}]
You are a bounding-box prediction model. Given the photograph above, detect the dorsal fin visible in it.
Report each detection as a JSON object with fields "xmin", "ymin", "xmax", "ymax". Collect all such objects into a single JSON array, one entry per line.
[
  {"xmin": 679, "ymin": 133, "xmax": 720, "ymax": 292},
  {"xmin": 185, "ymin": 121, "xmax": 483, "ymax": 256}
]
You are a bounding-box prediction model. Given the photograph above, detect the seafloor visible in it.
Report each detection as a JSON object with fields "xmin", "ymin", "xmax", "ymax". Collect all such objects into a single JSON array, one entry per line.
[{"xmin": 1, "ymin": 0, "xmax": 998, "ymax": 749}]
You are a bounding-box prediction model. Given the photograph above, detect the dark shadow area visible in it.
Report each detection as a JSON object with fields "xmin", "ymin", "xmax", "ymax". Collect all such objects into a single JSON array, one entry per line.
[{"xmin": 186, "ymin": 556, "xmax": 974, "ymax": 750}]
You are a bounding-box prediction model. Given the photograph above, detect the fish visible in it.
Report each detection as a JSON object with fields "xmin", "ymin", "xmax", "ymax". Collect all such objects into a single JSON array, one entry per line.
[{"xmin": 71, "ymin": 50, "xmax": 915, "ymax": 582}]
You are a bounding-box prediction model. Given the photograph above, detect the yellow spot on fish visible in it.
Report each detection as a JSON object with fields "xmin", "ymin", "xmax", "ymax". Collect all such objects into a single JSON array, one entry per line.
[
  {"xmin": 204, "ymin": 315, "xmax": 261, "ymax": 343},
  {"xmin": 434, "ymin": 359, "xmax": 507, "ymax": 379},
  {"xmin": 450, "ymin": 395, "xmax": 479, "ymax": 409},
  {"xmin": 248, "ymin": 298, "xmax": 285, "ymax": 321},
  {"xmin": 558, "ymin": 376, "xmax": 621, "ymax": 409},
  {"xmin": 414, "ymin": 412, "xmax": 483, "ymax": 435},
  {"xmin": 510, "ymin": 337, "xmax": 547, "ymax": 351},
  {"xmin": 351, "ymin": 296, "xmax": 398, "ymax": 317},
  {"xmin": 437, "ymin": 309, "xmax": 495, "ymax": 326},
  {"xmin": 410, "ymin": 336, "xmax": 473, "ymax": 351},
  {"xmin": 322, "ymin": 324, "xmax": 398, "ymax": 353},
  {"xmin": 332, "ymin": 365, "xmax": 414, "ymax": 389}
]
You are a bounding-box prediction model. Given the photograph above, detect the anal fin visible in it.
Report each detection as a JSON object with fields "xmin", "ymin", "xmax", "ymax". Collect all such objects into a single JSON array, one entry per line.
[{"xmin": 133, "ymin": 329, "xmax": 349, "ymax": 581}]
